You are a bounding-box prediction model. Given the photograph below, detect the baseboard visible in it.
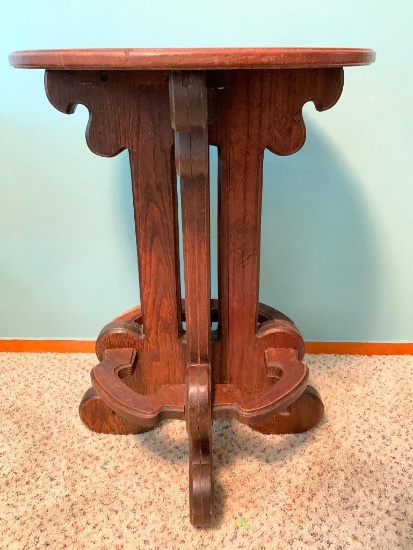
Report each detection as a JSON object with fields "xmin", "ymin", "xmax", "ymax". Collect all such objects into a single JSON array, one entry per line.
[
  {"xmin": 0, "ymin": 339, "xmax": 412, "ymax": 355},
  {"xmin": 0, "ymin": 340, "xmax": 95, "ymax": 353},
  {"xmin": 305, "ymin": 342, "xmax": 413, "ymax": 355}
]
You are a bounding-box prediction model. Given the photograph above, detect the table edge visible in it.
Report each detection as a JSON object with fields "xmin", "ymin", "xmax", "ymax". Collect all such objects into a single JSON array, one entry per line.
[{"xmin": 9, "ymin": 48, "xmax": 376, "ymax": 70}]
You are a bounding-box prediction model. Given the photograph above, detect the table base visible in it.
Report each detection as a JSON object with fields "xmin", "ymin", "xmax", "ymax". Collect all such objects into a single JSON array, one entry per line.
[{"xmin": 79, "ymin": 300, "xmax": 323, "ymax": 525}]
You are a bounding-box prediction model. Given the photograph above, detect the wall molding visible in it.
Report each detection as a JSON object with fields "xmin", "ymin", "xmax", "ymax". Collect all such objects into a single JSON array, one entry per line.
[
  {"xmin": 0, "ymin": 339, "xmax": 412, "ymax": 355},
  {"xmin": 305, "ymin": 342, "xmax": 413, "ymax": 355},
  {"xmin": 0, "ymin": 340, "xmax": 95, "ymax": 353}
]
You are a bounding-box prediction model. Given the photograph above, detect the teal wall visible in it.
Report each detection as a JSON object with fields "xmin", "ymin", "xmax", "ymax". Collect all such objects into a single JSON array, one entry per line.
[{"xmin": 1, "ymin": 1, "xmax": 412, "ymax": 342}]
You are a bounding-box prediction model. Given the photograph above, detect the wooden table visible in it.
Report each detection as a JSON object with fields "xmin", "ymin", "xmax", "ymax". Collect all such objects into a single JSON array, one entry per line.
[{"xmin": 10, "ymin": 48, "xmax": 375, "ymax": 526}]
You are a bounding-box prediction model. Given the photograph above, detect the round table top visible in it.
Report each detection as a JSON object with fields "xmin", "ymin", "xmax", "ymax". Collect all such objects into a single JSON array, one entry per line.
[{"xmin": 9, "ymin": 48, "xmax": 375, "ymax": 70}]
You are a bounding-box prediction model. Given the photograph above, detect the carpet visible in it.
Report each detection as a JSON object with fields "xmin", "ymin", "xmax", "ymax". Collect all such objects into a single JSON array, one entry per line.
[{"xmin": 0, "ymin": 352, "xmax": 412, "ymax": 549}]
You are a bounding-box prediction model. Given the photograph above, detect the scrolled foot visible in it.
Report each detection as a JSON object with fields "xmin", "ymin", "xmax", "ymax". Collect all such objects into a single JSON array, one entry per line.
[
  {"xmin": 249, "ymin": 385, "xmax": 324, "ymax": 434},
  {"xmin": 187, "ymin": 364, "xmax": 214, "ymax": 526},
  {"xmin": 79, "ymin": 387, "xmax": 152, "ymax": 435}
]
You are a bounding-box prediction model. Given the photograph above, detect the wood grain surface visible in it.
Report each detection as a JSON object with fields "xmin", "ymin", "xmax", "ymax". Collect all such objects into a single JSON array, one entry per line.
[
  {"xmin": 208, "ymin": 68, "xmax": 343, "ymax": 393},
  {"xmin": 170, "ymin": 71, "xmax": 214, "ymax": 526},
  {"xmin": 39, "ymin": 67, "xmax": 347, "ymax": 438},
  {"xmin": 9, "ymin": 47, "xmax": 375, "ymax": 70}
]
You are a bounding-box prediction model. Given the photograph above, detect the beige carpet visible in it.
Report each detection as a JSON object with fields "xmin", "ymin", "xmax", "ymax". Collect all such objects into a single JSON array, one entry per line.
[{"xmin": 0, "ymin": 352, "xmax": 412, "ymax": 549}]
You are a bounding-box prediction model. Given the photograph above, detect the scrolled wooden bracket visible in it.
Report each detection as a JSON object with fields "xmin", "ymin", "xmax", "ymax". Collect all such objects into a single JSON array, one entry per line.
[
  {"xmin": 91, "ymin": 348, "xmax": 185, "ymax": 426},
  {"xmin": 257, "ymin": 318, "xmax": 306, "ymax": 361},
  {"xmin": 170, "ymin": 71, "xmax": 214, "ymax": 526},
  {"xmin": 186, "ymin": 363, "xmax": 213, "ymax": 526},
  {"xmin": 213, "ymin": 348, "xmax": 309, "ymax": 424},
  {"xmin": 44, "ymin": 69, "xmax": 169, "ymax": 157},
  {"xmin": 95, "ymin": 320, "xmax": 144, "ymax": 362}
]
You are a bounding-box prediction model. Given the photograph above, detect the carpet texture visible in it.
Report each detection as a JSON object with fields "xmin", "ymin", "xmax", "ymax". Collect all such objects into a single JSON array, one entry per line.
[{"xmin": 0, "ymin": 352, "xmax": 412, "ymax": 549}]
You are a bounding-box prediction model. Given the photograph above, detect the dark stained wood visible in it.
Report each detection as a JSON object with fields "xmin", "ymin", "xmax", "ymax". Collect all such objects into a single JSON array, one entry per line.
[
  {"xmin": 45, "ymin": 70, "xmax": 185, "ymax": 401},
  {"xmin": 79, "ymin": 387, "xmax": 151, "ymax": 435},
  {"xmin": 9, "ymin": 47, "xmax": 375, "ymax": 70},
  {"xmin": 170, "ymin": 71, "xmax": 214, "ymax": 526},
  {"xmin": 11, "ymin": 49, "xmax": 375, "ymax": 525},
  {"xmin": 251, "ymin": 385, "xmax": 325, "ymax": 434},
  {"xmin": 169, "ymin": 71, "xmax": 214, "ymax": 524},
  {"xmin": 208, "ymin": 68, "xmax": 343, "ymax": 394},
  {"xmin": 186, "ymin": 363, "xmax": 213, "ymax": 525},
  {"xmin": 85, "ymin": 301, "xmax": 311, "ymax": 424},
  {"xmin": 169, "ymin": 72, "xmax": 210, "ymax": 364},
  {"xmin": 213, "ymin": 348, "xmax": 308, "ymax": 423},
  {"xmin": 95, "ymin": 320, "xmax": 143, "ymax": 362},
  {"xmin": 92, "ymin": 348, "xmax": 185, "ymax": 425}
]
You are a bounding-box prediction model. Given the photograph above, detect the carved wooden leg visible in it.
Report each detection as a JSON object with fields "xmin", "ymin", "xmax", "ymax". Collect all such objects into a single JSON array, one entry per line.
[
  {"xmin": 170, "ymin": 72, "xmax": 214, "ymax": 526},
  {"xmin": 45, "ymin": 70, "xmax": 186, "ymax": 432},
  {"xmin": 207, "ymin": 69, "xmax": 343, "ymax": 434}
]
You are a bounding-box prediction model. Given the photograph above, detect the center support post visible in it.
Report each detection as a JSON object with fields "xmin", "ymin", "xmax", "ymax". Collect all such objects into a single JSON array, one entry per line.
[{"xmin": 169, "ymin": 71, "xmax": 214, "ymax": 526}]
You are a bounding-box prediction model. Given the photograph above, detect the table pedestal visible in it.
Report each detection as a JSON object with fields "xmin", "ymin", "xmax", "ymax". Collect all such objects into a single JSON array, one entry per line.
[{"xmin": 44, "ymin": 66, "xmax": 346, "ymax": 526}]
